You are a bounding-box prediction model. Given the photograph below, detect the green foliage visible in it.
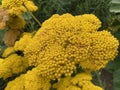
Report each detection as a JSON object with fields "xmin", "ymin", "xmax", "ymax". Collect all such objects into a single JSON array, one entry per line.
[
  {"xmin": 33, "ymin": 0, "xmax": 75, "ymax": 22},
  {"xmin": 106, "ymin": 0, "xmax": 120, "ymax": 73},
  {"xmin": 106, "ymin": 32, "xmax": 120, "ymax": 90},
  {"xmin": 108, "ymin": 27, "xmax": 120, "ymax": 90},
  {"xmin": 109, "ymin": 0, "xmax": 120, "ymax": 32},
  {"xmin": 110, "ymin": 0, "xmax": 120, "ymax": 13},
  {"xmin": 0, "ymin": 30, "xmax": 7, "ymax": 89},
  {"xmin": 33, "ymin": 0, "xmax": 111, "ymax": 29},
  {"xmin": 0, "ymin": 30, "xmax": 5, "ymax": 43},
  {"xmin": 0, "ymin": 30, "xmax": 7, "ymax": 56},
  {"xmin": 113, "ymin": 69, "xmax": 120, "ymax": 90},
  {"xmin": 105, "ymin": 1, "xmax": 120, "ymax": 88}
]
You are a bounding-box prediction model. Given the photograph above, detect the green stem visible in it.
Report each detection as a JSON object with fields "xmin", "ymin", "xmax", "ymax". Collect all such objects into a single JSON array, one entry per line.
[
  {"xmin": 95, "ymin": 71, "xmax": 104, "ymax": 88},
  {"xmin": 29, "ymin": 12, "xmax": 41, "ymax": 26},
  {"xmin": 25, "ymin": 12, "xmax": 34, "ymax": 31},
  {"xmin": 24, "ymin": 5, "xmax": 41, "ymax": 27}
]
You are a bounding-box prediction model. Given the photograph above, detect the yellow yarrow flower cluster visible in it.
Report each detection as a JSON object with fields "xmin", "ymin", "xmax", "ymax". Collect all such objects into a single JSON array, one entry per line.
[
  {"xmin": 2, "ymin": 15, "xmax": 26, "ymax": 47},
  {"xmin": 80, "ymin": 30, "xmax": 119, "ymax": 70},
  {"xmin": 75, "ymin": 14, "xmax": 101, "ymax": 32},
  {"xmin": 53, "ymin": 72, "xmax": 103, "ymax": 90},
  {"xmin": 36, "ymin": 58, "xmax": 76, "ymax": 79},
  {"xmin": 0, "ymin": 33, "xmax": 33, "ymax": 80},
  {"xmin": 24, "ymin": 13, "xmax": 119, "ymax": 80},
  {"xmin": 0, "ymin": 54, "xmax": 28, "ymax": 79},
  {"xmin": 7, "ymin": 15, "xmax": 26, "ymax": 30},
  {"xmin": 25, "ymin": 13, "xmax": 99, "ymax": 66},
  {"xmin": 40, "ymin": 13, "xmax": 101, "ymax": 36},
  {"xmin": 5, "ymin": 74, "xmax": 25, "ymax": 90},
  {"xmin": 0, "ymin": 32, "xmax": 33, "ymax": 79},
  {"xmin": 14, "ymin": 32, "xmax": 33, "ymax": 51},
  {"xmin": 2, "ymin": 0, "xmax": 38, "ymax": 16},
  {"xmin": 2, "ymin": 47, "xmax": 14, "ymax": 57},
  {"xmin": 5, "ymin": 68, "xmax": 51, "ymax": 90}
]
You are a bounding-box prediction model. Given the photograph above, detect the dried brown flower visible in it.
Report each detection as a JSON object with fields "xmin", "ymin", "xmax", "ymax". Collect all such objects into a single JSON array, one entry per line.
[
  {"xmin": 3, "ymin": 29, "xmax": 20, "ymax": 46},
  {"xmin": 0, "ymin": 6, "xmax": 9, "ymax": 30}
]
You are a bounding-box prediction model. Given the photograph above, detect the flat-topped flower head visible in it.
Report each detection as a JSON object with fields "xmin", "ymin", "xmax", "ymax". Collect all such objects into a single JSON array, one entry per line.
[
  {"xmin": 0, "ymin": 54, "xmax": 28, "ymax": 79},
  {"xmin": 53, "ymin": 72, "xmax": 103, "ymax": 90},
  {"xmin": 80, "ymin": 30, "xmax": 119, "ymax": 71},
  {"xmin": 2, "ymin": 0, "xmax": 38, "ymax": 16},
  {"xmin": 24, "ymin": 13, "xmax": 119, "ymax": 79},
  {"xmin": 14, "ymin": 32, "xmax": 33, "ymax": 51},
  {"xmin": 75, "ymin": 14, "xmax": 101, "ymax": 32},
  {"xmin": 5, "ymin": 68, "xmax": 51, "ymax": 90}
]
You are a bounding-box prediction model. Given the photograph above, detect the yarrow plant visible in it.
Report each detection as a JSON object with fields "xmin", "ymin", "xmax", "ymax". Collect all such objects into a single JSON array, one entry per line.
[
  {"xmin": 0, "ymin": 0, "xmax": 119, "ymax": 90},
  {"xmin": 2, "ymin": 0, "xmax": 38, "ymax": 16},
  {"xmin": 0, "ymin": 0, "xmax": 38, "ymax": 47}
]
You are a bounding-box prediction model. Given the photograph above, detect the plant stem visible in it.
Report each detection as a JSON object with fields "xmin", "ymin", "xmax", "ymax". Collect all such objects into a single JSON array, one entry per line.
[
  {"xmin": 25, "ymin": 12, "xmax": 34, "ymax": 31},
  {"xmin": 29, "ymin": 12, "xmax": 41, "ymax": 26},
  {"xmin": 95, "ymin": 71, "xmax": 104, "ymax": 88},
  {"xmin": 24, "ymin": 5, "xmax": 41, "ymax": 27}
]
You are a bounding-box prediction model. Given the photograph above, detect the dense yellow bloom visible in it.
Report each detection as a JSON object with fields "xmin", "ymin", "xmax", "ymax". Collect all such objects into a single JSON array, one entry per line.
[
  {"xmin": 1, "ymin": 13, "xmax": 118, "ymax": 90},
  {"xmin": 2, "ymin": 0, "xmax": 38, "ymax": 15},
  {"xmin": 0, "ymin": 59, "xmax": 4, "ymax": 67},
  {"xmin": 14, "ymin": 32, "xmax": 33, "ymax": 51},
  {"xmin": 5, "ymin": 68, "xmax": 51, "ymax": 90},
  {"xmin": 80, "ymin": 30, "xmax": 119, "ymax": 71},
  {"xmin": 75, "ymin": 14, "xmax": 101, "ymax": 32},
  {"xmin": 71, "ymin": 73, "xmax": 92, "ymax": 84},
  {"xmin": 65, "ymin": 86, "xmax": 81, "ymax": 90},
  {"xmin": 25, "ymin": 36, "xmax": 77, "ymax": 79},
  {"xmin": 53, "ymin": 77, "xmax": 74, "ymax": 90},
  {"xmin": 2, "ymin": 47, "xmax": 15, "ymax": 57},
  {"xmin": 24, "ymin": 1, "xmax": 38, "ymax": 12},
  {"xmin": 71, "ymin": 73, "xmax": 103, "ymax": 90},
  {"xmin": 53, "ymin": 72, "xmax": 103, "ymax": 90},
  {"xmin": 36, "ymin": 58, "xmax": 76, "ymax": 79},
  {"xmin": 7, "ymin": 15, "xmax": 26, "ymax": 30},
  {"xmin": 0, "ymin": 54, "xmax": 28, "ymax": 79},
  {"xmin": 25, "ymin": 13, "xmax": 95, "ymax": 66},
  {"xmin": 5, "ymin": 74, "xmax": 25, "ymax": 90},
  {"xmin": 25, "ymin": 69, "xmax": 51, "ymax": 90},
  {"xmin": 81, "ymin": 81, "xmax": 104, "ymax": 90},
  {"xmin": 24, "ymin": 13, "xmax": 119, "ymax": 80},
  {"xmin": 9, "ymin": 6, "xmax": 27, "ymax": 16}
]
